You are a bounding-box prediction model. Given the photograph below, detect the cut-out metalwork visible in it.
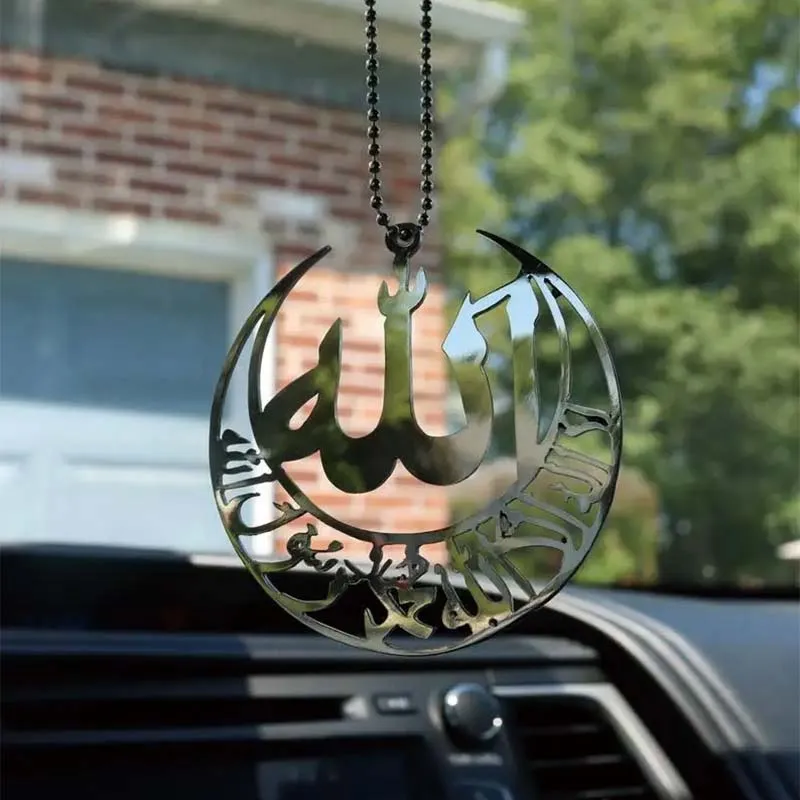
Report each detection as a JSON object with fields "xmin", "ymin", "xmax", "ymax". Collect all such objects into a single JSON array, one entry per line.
[{"xmin": 209, "ymin": 230, "xmax": 622, "ymax": 655}]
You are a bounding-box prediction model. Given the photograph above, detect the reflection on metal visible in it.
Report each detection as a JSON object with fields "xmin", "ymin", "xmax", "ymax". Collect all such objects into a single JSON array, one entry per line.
[{"xmin": 209, "ymin": 230, "xmax": 622, "ymax": 655}]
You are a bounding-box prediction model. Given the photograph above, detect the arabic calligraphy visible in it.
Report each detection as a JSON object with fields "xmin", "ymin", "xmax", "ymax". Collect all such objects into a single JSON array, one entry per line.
[
  {"xmin": 251, "ymin": 257, "xmax": 501, "ymax": 492},
  {"xmin": 209, "ymin": 231, "xmax": 622, "ymax": 655}
]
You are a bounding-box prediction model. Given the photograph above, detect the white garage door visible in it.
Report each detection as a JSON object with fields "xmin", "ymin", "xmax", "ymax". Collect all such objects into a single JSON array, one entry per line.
[{"xmin": 0, "ymin": 258, "xmax": 231, "ymax": 553}]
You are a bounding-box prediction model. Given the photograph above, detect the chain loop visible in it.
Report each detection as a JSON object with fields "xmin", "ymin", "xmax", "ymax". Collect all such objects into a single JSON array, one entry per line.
[{"xmin": 365, "ymin": 0, "xmax": 434, "ymax": 233}]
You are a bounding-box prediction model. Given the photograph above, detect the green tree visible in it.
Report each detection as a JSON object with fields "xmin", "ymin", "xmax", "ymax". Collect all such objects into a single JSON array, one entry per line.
[{"xmin": 441, "ymin": 0, "xmax": 799, "ymax": 586}]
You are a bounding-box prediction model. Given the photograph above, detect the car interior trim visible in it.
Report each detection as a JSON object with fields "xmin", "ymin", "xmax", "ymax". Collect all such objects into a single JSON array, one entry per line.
[{"xmin": 494, "ymin": 682, "xmax": 691, "ymax": 800}]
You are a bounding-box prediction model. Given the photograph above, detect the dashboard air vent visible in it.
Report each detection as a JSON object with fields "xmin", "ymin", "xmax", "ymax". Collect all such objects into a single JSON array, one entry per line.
[
  {"xmin": 504, "ymin": 693, "xmax": 659, "ymax": 800},
  {"xmin": 2, "ymin": 653, "xmax": 345, "ymax": 747}
]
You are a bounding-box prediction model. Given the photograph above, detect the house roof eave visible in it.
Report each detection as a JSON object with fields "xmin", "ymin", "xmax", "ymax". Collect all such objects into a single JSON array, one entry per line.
[
  {"xmin": 109, "ymin": 0, "xmax": 526, "ymax": 68},
  {"xmin": 306, "ymin": 0, "xmax": 525, "ymax": 44}
]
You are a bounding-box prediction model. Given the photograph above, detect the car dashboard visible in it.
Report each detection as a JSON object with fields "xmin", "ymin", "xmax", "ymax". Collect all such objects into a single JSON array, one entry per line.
[{"xmin": 1, "ymin": 545, "xmax": 797, "ymax": 800}]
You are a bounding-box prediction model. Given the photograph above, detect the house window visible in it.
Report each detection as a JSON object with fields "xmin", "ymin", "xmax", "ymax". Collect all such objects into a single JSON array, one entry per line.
[{"xmin": 1, "ymin": 259, "xmax": 230, "ymax": 416}]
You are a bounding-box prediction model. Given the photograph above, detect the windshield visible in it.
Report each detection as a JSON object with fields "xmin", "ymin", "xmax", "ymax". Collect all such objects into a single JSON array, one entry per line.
[{"xmin": 0, "ymin": 0, "xmax": 797, "ymax": 593}]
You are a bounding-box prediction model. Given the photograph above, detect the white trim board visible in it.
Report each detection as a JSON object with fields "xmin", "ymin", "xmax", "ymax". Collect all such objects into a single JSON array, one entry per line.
[
  {"xmin": 299, "ymin": 0, "xmax": 524, "ymax": 42},
  {"xmin": 108, "ymin": 0, "xmax": 525, "ymax": 68},
  {"xmin": 0, "ymin": 202, "xmax": 262, "ymax": 280},
  {"xmin": 0, "ymin": 201, "xmax": 276, "ymax": 556}
]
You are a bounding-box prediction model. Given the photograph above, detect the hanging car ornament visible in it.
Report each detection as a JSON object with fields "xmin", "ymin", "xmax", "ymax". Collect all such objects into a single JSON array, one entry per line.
[{"xmin": 209, "ymin": 0, "xmax": 622, "ymax": 655}]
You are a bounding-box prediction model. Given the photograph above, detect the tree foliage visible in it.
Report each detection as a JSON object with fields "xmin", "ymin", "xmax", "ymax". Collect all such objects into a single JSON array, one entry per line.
[{"xmin": 440, "ymin": 0, "xmax": 799, "ymax": 586}]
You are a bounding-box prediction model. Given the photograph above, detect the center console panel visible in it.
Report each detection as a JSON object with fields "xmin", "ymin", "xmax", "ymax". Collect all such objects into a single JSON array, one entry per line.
[
  {"xmin": 0, "ymin": 547, "xmax": 676, "ymax": 800},
  {"xmin": 2, "ymin": 624, "xmax": 600, "ymax": 800}
]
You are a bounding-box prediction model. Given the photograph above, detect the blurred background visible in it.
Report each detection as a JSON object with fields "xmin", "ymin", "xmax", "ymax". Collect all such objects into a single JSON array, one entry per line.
[
  {"xmin": 440, "ymin": 0, "xmax": 800, "ymax": 590},
  {"xmin": 0, "ymin": 0, "xmax": 797, "ymax": 592}
]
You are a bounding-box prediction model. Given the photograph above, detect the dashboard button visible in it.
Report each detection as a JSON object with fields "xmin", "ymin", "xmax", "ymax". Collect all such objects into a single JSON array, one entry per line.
[
  {"xmin": 374, "ymin": 693, "xmax": 416, "ymax": 714},
  {"xmin": 442, "ymin": 683, "xmax": 504, "ymax": 749},
  {"xmin": 455, "ymin": 782, "xmax": 514, "ymax": 800}
]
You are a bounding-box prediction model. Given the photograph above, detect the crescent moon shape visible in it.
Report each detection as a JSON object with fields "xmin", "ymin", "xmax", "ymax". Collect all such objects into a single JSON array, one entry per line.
[
  {"xmin": 209, "ymin": 245, "xmax": 332, "ymax": 439},
  {"xmin": 477, "ymin": 229, "xmax": 550, "ymax": 275},
  {"xmin": 209, "ymin": 233, "xmax": 623, "ymax": 656}
]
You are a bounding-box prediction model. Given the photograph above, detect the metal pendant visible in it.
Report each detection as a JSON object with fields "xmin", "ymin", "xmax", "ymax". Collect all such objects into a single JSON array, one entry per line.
[{"xmin": 209, "ymin": 228, "xmax": 622, "ymax": 655}]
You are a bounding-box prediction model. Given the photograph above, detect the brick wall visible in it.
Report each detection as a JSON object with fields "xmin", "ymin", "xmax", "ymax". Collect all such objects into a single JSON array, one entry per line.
[{"xmin": 0, "ymin": 49, "xmax": 451, "ymax": 560}]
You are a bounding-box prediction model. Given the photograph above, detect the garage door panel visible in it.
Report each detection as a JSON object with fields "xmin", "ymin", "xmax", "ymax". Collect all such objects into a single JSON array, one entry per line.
[
  {"xmin": 0, "ymin": 257, "xmax": 240, "ymax": 553},
  {"xmin": 0, "ymin": 452, "xmax": 39, "ymax": 541},
  {"xmin": 52, "ymin": 460, "xmax": 217, "ymax": 551},
  {"xmin": 0, "ymin": 402, "xmax": 221, "ymax": 548},
  {"xmin": 0, "ymin": 402, "xmax": 210, "ymax": 457}
]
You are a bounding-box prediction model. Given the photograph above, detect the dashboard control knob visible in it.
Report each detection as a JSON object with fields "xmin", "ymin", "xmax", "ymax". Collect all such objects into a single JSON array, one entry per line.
[{"xmin": 441, "ymin": 683, "xmax": 504, "ymax": 748}]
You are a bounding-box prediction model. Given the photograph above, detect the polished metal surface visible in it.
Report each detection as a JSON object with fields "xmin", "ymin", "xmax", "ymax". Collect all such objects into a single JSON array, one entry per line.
[{"xmin": 209, "ymin": 230, "xmax": 623, "ymax": 655}]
